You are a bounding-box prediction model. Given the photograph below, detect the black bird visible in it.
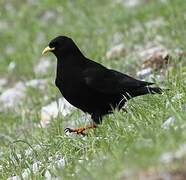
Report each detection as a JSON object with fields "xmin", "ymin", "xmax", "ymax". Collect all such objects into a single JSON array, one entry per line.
[{"xmin": 42, "ymin": 36, "xmax": 162, "ymax": 135}]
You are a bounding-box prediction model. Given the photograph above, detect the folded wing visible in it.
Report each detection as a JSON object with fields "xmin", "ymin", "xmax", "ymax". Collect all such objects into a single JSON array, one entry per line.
[{"xmin": 83, "ymin": 67, "xmax": 154, "ymax": 94}]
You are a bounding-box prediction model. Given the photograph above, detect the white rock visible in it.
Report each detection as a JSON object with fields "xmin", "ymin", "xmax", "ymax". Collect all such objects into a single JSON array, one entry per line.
[
  {"xmin": 160, "ymin": 144, "xmax": 186, "ymax": 164},
  {"xmin": 34, "ymin": 57, "xmax": 52, "ymax": 75},
  {"xmin": 7, "ymin": 176, "xmax": 20, "ymax": 180},
  {"xmin": 162, "ymin": 116, "xmax": 176, "ymax": 129},
  {"xmin": 54, "ymin": 154, "xmax": 65, "ymax": 169},
  {"xmin": 111, "ymin": 32, "xmax": 123, "ymax": 45},
  {"xmin": 40, "ymin": 98, "xmax": 73, "ymax": 127},
  {"xmin": 117, "ymin": 0, "xmax": 139, "ymax": 7},
  {"xmin": 25, "ymin": 148, "xmax": 33, "ymax": 157},
  {"xmin": 106, "ymin": 43, "xmax": 126, "ymax": 59},
  {"xmin": 0, "ymin": 78, "xmax": 7, "ymax": 87},
  {"xmin": 0, "ymin": 82, "xmax": 26, "ymax": 109},
  {"xmin": 165, "ymin": 100, "xmax": 171, "ymax": 108},
  {"xmin": 125, "ymin": 0, "xmax": 139, "ymax": 7},
  {"xmin": 145, "ymin": 17, "xmax": 165, "ymax": 29},
  {"xmin": 27, "ymin": 0, "xmax": 38, "ymax": 5},
  {"xmin": 55, "ymin": 158, "xmax": 65, "ymax": 169},
  {"xmin": 139, "ymin": 45, "xmax": 167, "ymax": 60},
  {"xmin": 160, "ymin": 152, "xmax": 174, "ymax": 163},
  {"xmin": 21, "ymin": 168, "xmax": 31, "ymax": 179},
  {"xmin": 41, "ymin": 10, "xmax": 56, "ymax": 21},
  {"xmin": 25, "ymin": 144, "xmax": 42, "ymax": 157},
  {"xmin": 9, "ymin": 153, "xmax": 22, "ymax": 164},
  {"xmin": 44, "ymin": 170, "xmax": 52, "ymax": 180},
  {"xmin": 0, "ymin": 78, "xmax": 7, "ymax": 92},
  {"xmin": 26, "ymin": 79, "xmax": 47, "ymax": 90},
  {"xmin": 7, "ymin": 61, "xmax": 16, "ymax": 72},
  {"xmin": 175, "ymin": 144, "xmax": 186, "ymax": 159},
  {"xmin": 171, "ymin": 93, "xmax": 184, "ymax": 102},
  {"xmin": 136, "ymin": 67, "xmax": 152, "ymax": 78},
  {"xmin": 159, "ymin": 0, "xmax": 168, "ymax": 3},
  {"xmin": 47, "ymin": 154, "xmax": 65, "ymax": 171},
  {"xmin": 32, "ymin": 161, "xmax": 41, "ymax": 174}
]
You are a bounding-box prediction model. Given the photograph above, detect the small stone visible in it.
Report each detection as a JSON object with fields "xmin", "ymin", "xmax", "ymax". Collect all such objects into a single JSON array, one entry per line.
[
  {"xmin": 25, "ymin": 144, "xmax": 42, "ymax": 157},
  {"xmin": 160, "ymin": 152, "xmax": 174, "ymax": 163},
  {"xmin": 136, "ymin": 67, "xmax": 152, "ymax": 78},
  {"xmin": 44, "ymin": 170, "xmax": 52, "ymax": 180},
  {"xmin": 34, "ymin": 57, "xmax": 52, "ymax": 75},
  {"xmin": 7, "ymin": 61, "xmax": 16, "ymax": 72},
  {"xmin": 162, "ymin": 116, "xmax": 176, "ymax": 129},
  {"xmin": 138, "ymin": 44, "xmax": 168, "ymax": 60},
  {"xmin": 0, "ymin": 78, "xmax": 7, "ymax": 87},
  {"xmin": 0, "ymin": 82, "xmax": 26, "ymax": 109},
  {"xmin": 21, "ymin": 168, "xmax": 31, "ymax": 179},
  {"xmin": 40, "ymin": 98, "xmax": 73, "ymax": 127},
  {"xmin": 41, "ymin": 10, "xmax": 56, "ymax": 21},
  {"xmin": 117, "ymin": 0, "xmax": 139, "ymax": 7},
  {"xmin": 32, "ymin": 161, "xmax": 41, "ymax": 174},
  {"xmin": 55, "ymin": 157, "xmax": 65, "ymax": 169},
  {"xmin": 175, "ymin": 144, "xmax": 186, "ymax": 159},
  {"xmin": 106, "ymin": 43, "xmax": 126, "ymax": 59},
  {"xmin": 7, "ymin": 176, "xmax": 20, "ymax": 180},
  {"xmin": 171, "ymin": 93, "xmax": 184, "ymax": 102},
  {"xmin": 26, "ymin": 79, "xmax": 47, "ymax": 90}
]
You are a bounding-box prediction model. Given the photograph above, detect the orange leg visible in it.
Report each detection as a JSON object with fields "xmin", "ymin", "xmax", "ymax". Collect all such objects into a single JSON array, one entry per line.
[{"xmin": 65, "ymin": 124, "xmax": 97, "ymax": 136}]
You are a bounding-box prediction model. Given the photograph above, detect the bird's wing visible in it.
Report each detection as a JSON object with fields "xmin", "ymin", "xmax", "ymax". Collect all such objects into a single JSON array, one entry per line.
[{"xmin": 83, "ymin": 67, "xmax": 153, "ymax": 94}]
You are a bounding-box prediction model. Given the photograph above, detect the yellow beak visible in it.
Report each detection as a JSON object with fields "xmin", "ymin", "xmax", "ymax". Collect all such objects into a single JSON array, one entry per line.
[{"xmin": 42, "ymin": 46, "xmax": 55, "ymax": 55}]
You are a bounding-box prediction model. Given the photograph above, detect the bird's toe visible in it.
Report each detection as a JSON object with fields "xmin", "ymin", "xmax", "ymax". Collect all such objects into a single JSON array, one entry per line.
[{"xmin": 64, "ymin": 127, "xmax": 72, "ymax": 133}]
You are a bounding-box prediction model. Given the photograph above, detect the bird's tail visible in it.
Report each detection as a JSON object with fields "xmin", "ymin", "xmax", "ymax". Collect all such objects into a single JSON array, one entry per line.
[
  {"xmin": 132, "ymin": 86, "xmax": 163, "ymax": 97},
  {"xmin": 147, "ymin": 87, "xmax": 163, "ymax": 94}
]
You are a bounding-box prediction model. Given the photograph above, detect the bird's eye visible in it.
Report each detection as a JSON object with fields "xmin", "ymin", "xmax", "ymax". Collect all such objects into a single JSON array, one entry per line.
[{"xmin": 50, "ymin": 42, "xmax": 59, "ymax": 48}]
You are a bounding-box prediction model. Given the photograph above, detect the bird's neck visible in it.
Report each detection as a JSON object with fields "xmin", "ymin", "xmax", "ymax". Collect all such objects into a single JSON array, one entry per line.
[
  {"xmin": 56, "ymin": 52, "xmax": 86, "ymax": 81},
  {"xmin": 54, "ymin": 44, "xmax": 85, "ymax": 60}
]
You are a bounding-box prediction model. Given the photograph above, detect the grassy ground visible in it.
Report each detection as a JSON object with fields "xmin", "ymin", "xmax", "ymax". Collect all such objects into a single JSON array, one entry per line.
[{"xmin": 0, "ymin": 0, "xmax": 186, "ymax": 179}]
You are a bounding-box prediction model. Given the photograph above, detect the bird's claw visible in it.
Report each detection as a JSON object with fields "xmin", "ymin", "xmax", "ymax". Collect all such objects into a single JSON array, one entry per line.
[
  {"xmin": 64, "ymin": 127, "xmax": 72, "ymax": 133},
  {"xmin": 64, "ymin": 127, "xmax": 87, "ymax": 136}
]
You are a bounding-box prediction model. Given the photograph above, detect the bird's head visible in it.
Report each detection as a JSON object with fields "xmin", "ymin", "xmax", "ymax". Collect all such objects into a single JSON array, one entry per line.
[{"xmin": 42, "ymin": 36, "xmax": 82, "ymax": 58}]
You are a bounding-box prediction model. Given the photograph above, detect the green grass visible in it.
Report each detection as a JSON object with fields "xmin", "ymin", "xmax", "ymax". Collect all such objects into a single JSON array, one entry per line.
[{"xmin": 0, "ymin": 0, "xmax": 186, "ymax": 179}]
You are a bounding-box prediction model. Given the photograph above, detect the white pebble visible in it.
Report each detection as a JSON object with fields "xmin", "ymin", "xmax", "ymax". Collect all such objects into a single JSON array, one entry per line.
[
  {"xmin": 55, "ymin": 158, "xmax": 65, "ymax": 169},
  {"xmin": 34, "ymin": 57, "xmax": 52, "ymax": 75},
  {"xmin": 26, "ymin": 79, "xmax": 47, "ymax": 90},
  {"xmin": 162, "ymin": 116, "xmax": 176, "ymax": 129},
  {"xmin": 44, "ymin": 170, "xmax": 52, "ymax": 180},
  {"xmin": 7, "ymin": 61, "xmax": 16, "ymax": 72},
  {"xmin": 32, "ymin": 161, "xmax": 41, "ymax": 174},
  {"xmin": 136, "ymin": 67, "xmax": 152, "ymax": 78},
  {"xmin": 21, "ymin": 168, "xmax": 31, "ymax": 179},
  {"xmin": 138, "ymin": 44, "xmax": 167, "ymax": 60},
  {"xmin": 40, "ymin": 98, "xmax": 73, "ymax": 127},
  {"xmin": 7, "ymin": 176, "xmax": 20, "ymax": 180},
  {"xmin": 160, "ymin": 152, "xmax": 174, "ymax": 163},
  {"xmin": 0, "ymin": 82, "xmax": 26, "ymax": 109},
  {"xmin": 171, "ymin": 93, "xmax": 183, "ymax": 102}
]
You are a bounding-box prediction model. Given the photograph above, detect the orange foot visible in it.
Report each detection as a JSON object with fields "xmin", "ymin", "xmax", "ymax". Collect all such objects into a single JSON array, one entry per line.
[{"xmin": 64, "ymin": 124, "xmax": 97, "ymax": 136}]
